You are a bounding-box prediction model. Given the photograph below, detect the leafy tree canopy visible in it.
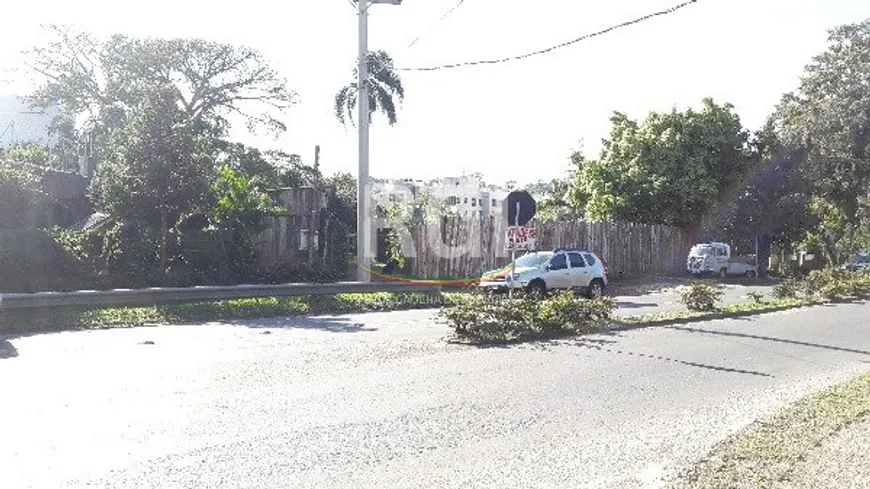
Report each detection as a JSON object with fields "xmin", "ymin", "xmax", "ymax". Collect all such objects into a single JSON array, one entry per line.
[
  {"xmin": 0, "ymin": 158, "xmax": 45, "ymax": 229},
  {"xmin": 573, "ymin": 98, "xmax": 753, "ymax": 228},
  {"xmin": 215, "ymin": 141, "xmax": 320, "ymax": 190},
  {"xmin": 769, "ymin": 18, "xmax": 870, "ymax": 227},
  {"xmin": 26, "ymin": 25, "xmax": 297, "ymax": 138},
  {"xmin": 335, "ymin": 50, "xmax": 404, "ymax": 126},
  {"xmin": 89, "ymin": 86, "xmax": 214, "ymax": 228}
]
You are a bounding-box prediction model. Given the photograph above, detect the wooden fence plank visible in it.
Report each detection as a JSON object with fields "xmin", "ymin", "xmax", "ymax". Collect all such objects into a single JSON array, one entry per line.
[{"xmin": 406, "ymin": 219, "xmax": 690, "ymax": 279}]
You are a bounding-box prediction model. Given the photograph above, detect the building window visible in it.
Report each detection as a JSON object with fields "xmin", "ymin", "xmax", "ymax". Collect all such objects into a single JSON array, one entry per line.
[
  {"xmin": 471, "ymin": 198, "xmax": 477, "ymax": 207},
  {"xmin": 464, "ymin": 197, "xmax": 468, "ymax": 204},
  {"xmin": 492, "ymin": 199, "xmax": 497, "ymax": 207}
]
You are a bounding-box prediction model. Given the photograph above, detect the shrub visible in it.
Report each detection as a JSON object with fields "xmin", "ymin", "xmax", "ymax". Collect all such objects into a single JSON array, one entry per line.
[
  {"xmin": 538, "ymin": 291, "xmax": 615, "ymax": 333},
  {"xmin": 803, "ymin": 268, "xmax": 852, "ymax": 301},
  {"xmin": 849, "ymin": 269, "xmax": 870, "ymax": 298},
  {"xmin": 679, "ymin": 281, "xmax": 724, "ymax": 312},
  {"xmin": 747, "ymin": 291, "xmax": 766, "ymax": 304},
  {"xmin": 773, "ymin": 278, "xmax": 801, "ymax": 299},
  {"xmin": 440, "ymin": 290, "xmax": 615, "ymax": 343}
]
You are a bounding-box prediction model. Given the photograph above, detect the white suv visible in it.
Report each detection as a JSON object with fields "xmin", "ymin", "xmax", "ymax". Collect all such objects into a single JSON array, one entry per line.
[{"xmin": 478, "ymin": 249, "xmax": 609, "ymax": 298}]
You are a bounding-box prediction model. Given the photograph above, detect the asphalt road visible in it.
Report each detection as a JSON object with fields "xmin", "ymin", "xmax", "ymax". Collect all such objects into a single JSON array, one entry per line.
[
  {"xmin": 611, "ymin": 282, "xmax": 775, "ymax": 317},
  {"xmin": 2, "ymin": 301, "xmax": 869, "ymax": 489}
]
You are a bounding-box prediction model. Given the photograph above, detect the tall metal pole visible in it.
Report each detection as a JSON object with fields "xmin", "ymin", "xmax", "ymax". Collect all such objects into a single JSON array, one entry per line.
[
  {"xmin": 357, "ymin": 0, "xmax": 371, "ymax": 282},
  {"xmin": 508, "ymin": 202, "xmax": 519, "ymax": 300}
]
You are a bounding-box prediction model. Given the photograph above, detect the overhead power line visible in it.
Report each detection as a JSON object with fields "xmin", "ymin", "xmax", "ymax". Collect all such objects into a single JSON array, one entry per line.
[
  {"xmin": 397, "ymin": 0, "xmax": 699, "ymax": 72},
  {"xmin": 406, "ymin": 0, "xmax": 467, "ymax": 48}
]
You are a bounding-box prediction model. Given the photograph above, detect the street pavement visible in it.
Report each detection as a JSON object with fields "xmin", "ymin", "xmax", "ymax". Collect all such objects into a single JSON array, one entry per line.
[
  {"xmin": 1, "ymin": 298, "xmax": 868, "ymax": 489},
  {"xmin": 610, "ymin": 282, "xmax": 775, "ymax": 317}
]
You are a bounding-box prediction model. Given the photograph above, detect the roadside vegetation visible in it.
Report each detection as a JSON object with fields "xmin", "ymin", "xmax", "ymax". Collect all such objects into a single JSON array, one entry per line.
[
  {"xmin": 440, "ymin": 291, "xmax": 615, "ymax": 344},
  {"xmin": 671, "ymin": 372, "xmax": 870, "ymax": 489},
  {"xmin": 616, "ymin": 298, "xmax": 809, "ymax": 328},
  {"xmin": 7, "ymin": 268, "xmax": 866, "ymax": 339},
  {"xmin": 0, "ymin": 292, "xmax": 462, "ymax": 335},
  {"xmin": 617, "ymin": 268, "xmax": 870, "ymax": 327},
  {"xmin": 3, "ymin": 19, "xmax": 870, "ymax": 297}
]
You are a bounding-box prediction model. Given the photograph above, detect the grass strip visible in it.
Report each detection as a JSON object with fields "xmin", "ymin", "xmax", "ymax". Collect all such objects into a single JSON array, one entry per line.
[
  {"xmin": 1, "ymin": 292, "xmax": 466, "ymax": 335},
  {"xmin": 670, "ymin": 372, "xmax": 870, "ymax": 489}
]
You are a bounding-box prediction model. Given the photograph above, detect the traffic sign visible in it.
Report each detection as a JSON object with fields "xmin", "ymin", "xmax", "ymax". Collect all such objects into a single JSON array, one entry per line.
[
  {"xmin": 505, "ymin": 190, "xmax": 536, "ymax": 226},
  {"xmin": 505, "ymin": 226, "xmax": 537, "ymax": 251}
]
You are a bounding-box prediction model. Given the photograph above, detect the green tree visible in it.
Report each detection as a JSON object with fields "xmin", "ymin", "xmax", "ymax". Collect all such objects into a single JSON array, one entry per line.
[
  {"xmin": 574, "ymin": 99, "xmax": 753, "ymax": 228},
  {"xmin": 525, "ymin": 177, "xmax": 580, "ymax": 222},
  {"xmin": 24, "ymin": 25, "xmax": 297, "ymax": 179},
  {"xmin": 21, "ymin": 26, "xmax": 299, "ymax": 285},
  {"xmin": 46, "ymin": 112, "xmax": 81, "ymax": 172},
  {"xmin": 215, "ymin": 141, "xmax": 320, "ymax": 189},
  {"xmin": 26, "ymin": 26, "xmax": 296, "ymax": 136},
  {"xmin": 2, "ymin": 142, "xmax": 51, "ymax": 168},
  {"xmin": 210, "ymin": 164, "xmax": 283, "ymax": 279},
  {"xmin": 0, "ymin": 159, "xmax": 44, "ymax": 229},
  {"xmin": 89, "ymin": 86, "xmax": 215, "ymax": 273},
  {"xmin": 323, "ymin": 172, "xmax": 357, "ymax": 275},
  {"xmin": 334, "ymin": 50, "xmax": 405, "ymax": 126},
  {"xmin": 768, "ymin": 18, "xmax": 870, "ymax": 261}
]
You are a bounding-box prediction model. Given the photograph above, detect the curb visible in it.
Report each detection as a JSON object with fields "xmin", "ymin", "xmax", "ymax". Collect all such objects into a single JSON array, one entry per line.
[{"xmin": 445, "ymin": 303, "xmax": 816, "ymax": 347}]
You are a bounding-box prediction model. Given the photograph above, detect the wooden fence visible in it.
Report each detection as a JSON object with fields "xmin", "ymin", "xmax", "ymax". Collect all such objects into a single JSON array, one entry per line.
[{"xmin": 398, "ymin": 218, "xmax": 694, "ymax": 279}]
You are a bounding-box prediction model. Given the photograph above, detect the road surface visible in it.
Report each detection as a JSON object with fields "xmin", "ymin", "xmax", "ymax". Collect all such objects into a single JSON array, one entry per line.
[
  {"xmin": 611, "ymin": 282, "xmax": 774, "ymax": 317},
  {"xmin": 1, "ymin": 300, "xmax": 868, "ymax": 489}
]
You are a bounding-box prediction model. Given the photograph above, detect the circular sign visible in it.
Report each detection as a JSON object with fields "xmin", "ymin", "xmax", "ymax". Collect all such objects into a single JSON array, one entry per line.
[{"xmin": 505, "ymin": 190, "xmax": 536, "ymax": 226}]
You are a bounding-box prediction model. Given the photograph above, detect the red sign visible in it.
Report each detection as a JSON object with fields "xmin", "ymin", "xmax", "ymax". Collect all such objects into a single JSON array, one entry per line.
[{"xmin": 505, "ymin": 226, "xmax": 537, "ymax": 251}]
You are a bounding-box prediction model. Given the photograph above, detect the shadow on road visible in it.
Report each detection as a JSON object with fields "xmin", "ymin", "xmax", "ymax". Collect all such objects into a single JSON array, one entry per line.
[
  {"xmin": 667, "ymin": 326, "xmax": 870, "ymax": 357},
  {"xmin": 244, "ymin": 315, "xmax": 378, "ymax": 333},
  {"xmin": 491, "ymin": 332, "xmax": 771, "ymax": 377},
  {"xmin": 1, "ymin": 337, "xmax": 18, "ymax": 359},
  {"xmin": 563, "ymin": 338, "xmax": 772, "ymax": 377},
  {"xmin": 615, "ymin": 301, "xmax": 660, "ymax": 309}
]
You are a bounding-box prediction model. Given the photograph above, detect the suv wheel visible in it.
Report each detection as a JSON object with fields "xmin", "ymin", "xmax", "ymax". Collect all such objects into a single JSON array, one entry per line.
[
  {"xmin": 587, "ymin": 279, "xmax": 604, "ymax": 299},
  {"xmin": 527, "ymin": 280, "xmax": 547, "ymax": 298}
]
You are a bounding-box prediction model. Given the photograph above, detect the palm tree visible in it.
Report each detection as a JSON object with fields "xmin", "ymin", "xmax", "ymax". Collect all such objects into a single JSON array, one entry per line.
[{"xmin": 335, "ymin": 50, "xmax": 404, "ymax": 126}]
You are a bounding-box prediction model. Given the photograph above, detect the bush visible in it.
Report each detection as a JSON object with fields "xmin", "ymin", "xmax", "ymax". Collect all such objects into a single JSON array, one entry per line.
[
  {"xmin": 773, "ymin": 278, "xmax": 801, "ymax": 299},
  {"xmin": 849, "ymin": 269, "xmax": 870, "ymax": 298},
  {"xmin": 440, "ymin": 290, "xmax": 615, "ymax": 343},
  {"xmin": 0, "ymin": 228, "xmax": 99, "ymax": 292},
  {"xmin": 679, "ymin": 281, "xmax": 724, "ymax": 311},
  {"xmin": 803, "ymin": 268, "xmax": 852, "ymax": 301},
  {"xmin": 747, "ymin": 291, "xmax": 766, "ymax": 304},
  {"xmin": 772, "ymin": 267, "xmax": 870, "ymax": 302}
]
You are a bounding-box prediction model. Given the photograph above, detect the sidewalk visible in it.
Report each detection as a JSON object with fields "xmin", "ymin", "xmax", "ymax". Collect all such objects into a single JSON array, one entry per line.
[{"xmin": 792, "ymin": 416, "xmax": 870, "ymax": 489}]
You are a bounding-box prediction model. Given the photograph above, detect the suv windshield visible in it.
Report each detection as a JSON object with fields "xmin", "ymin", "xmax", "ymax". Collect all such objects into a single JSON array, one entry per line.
[{"xmin": 515, "ymin": 252, "xmax": 553, "ymax": 268}]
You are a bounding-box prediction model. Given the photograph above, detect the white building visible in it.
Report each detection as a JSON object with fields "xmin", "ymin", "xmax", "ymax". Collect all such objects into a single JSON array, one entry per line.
[
  {"xmin": 371, "ymin": 178, "xmax": 423, "ymax": 208},
  {"xmin": 0, "ymin": 96, "xmax": 58, "ymax": 149},
  {"xmin": 371, "ymin": 174, "xmax": 510, "ymax": 219}
]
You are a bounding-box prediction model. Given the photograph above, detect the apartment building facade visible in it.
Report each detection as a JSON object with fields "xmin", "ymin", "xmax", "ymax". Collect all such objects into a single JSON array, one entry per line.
[{"xmin": 372, "ymin": 175, "xmax": 510, "ymax": 219}]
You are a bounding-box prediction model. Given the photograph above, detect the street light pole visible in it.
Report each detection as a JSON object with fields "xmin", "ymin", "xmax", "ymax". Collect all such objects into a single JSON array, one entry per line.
[
  {"xmin": 357, "ymin": 0, "xmax": 371, "ymax": 282},
  {"xmin": 356, "ymin": 0, "xmax": 400, "ymax": 283}
]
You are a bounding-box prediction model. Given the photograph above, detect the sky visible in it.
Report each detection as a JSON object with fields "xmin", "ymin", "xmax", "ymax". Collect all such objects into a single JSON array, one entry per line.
[{"xmin": 1, "ymin": 0, "xmax": 869, "ymax": 186}]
